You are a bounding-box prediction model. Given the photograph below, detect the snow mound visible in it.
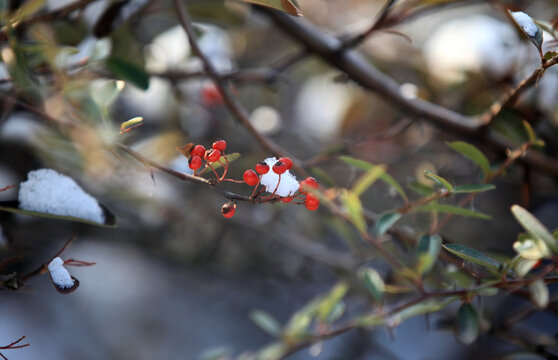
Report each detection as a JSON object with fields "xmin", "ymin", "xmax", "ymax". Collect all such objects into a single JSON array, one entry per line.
[
  {"xmin": 18, "ymin": 169, "xmax": 105, "ymax": 224},
  {"xmin": 47, "ymin": 257, "xmax": 74, "ymax": 289},
  {"xmin": 511, "ymin": 11, "xmax": 538, "ymax": 37},
  {"xmin": 259, "ymin": 157, "xmax": 299, "ymax": 197}
]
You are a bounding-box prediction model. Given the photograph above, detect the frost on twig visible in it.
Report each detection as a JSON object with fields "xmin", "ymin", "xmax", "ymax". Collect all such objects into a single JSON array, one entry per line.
[
  {"xmin": 47, "ymin": 257, "xmax": 79, "ymax": 294},
  {"xmin": 18, "ymin": 169, "xmax": 106, "ymax": 224}
]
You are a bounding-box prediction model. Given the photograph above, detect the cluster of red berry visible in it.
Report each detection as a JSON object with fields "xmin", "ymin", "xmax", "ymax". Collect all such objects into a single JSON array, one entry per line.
[{"xmin": 185, "ymin": 140, "xmax": 229, "ymax": 180}]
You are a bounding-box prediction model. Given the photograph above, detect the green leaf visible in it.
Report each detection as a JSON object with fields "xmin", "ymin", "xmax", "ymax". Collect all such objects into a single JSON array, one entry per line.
[
  {"xmin": 352, "ymin": 165, "xmax": 386, "ymax": 197},
  {"xmin": 310, "ymin": 166, "xmax": 336, "ymax": 188},
  {"xmin": 544, "ymin": 51, "xmax": 558, "ymax": 61},
  {"xmin": 249, "ymin": 310, "xmax": 282, "ymax": 337},
  {"xmin": 0, "ymin": 203, "xmax": 116, "ymax": 227},
  {"xmin": 455, "ymin": 303, "xmax": 479, "ymax": 345},
  {"xmin": 106, "ymin": 57, "xmax": 149, "ymax": 90},
  {"xmin": 415, "ymin": 204, "xmax": 491, "ymax": 220},
  {"xmin": 317, "ymin": 282, "xmax": 349, "ymax": 323},
  {"xmin": 424, "ymin": 170, "xmax": 453, "ymax": 192},
  {"xmin": 339, "ymin": 156, "xmax": 407, "ymax": 202},
  {"xmin": 447, "ymin": 141, "xmax": 491, "ymax": 178},
  {"xmin": 358, "ymin": 268, "xmax": 385, "ymax": 302},
  {"xmin": 452, "ymin": 184, "xmax": 496, "ymax": 194},
  {"xmin": 341, "ymin": 190, "xmax": 366, "ymax": 233},
  {"xmin": 236, "ymin": 0, "xmax": 302, "ymax": 16},
  {"xmin": 443, "ymin": 244, "xmax": 501, "ymax": 271},
  {"xmin": 529, "ymin": 279, "xmax": 549, "ymax": 309},
  {"xmin": 417, "ymin": 234, "xmax": 441, "ymax": 275},
  {"xmin": 120, "ymin": 116, "xmax": 143, "ymax": 133},
  {"xmin": 373, "ymin": 212, "xmax": 401, "ymax": 237},
  {"xmin": 256, "ymin": 342, "xmax": 288, "ymax": 360},
  {"xmin": 10, "ymin": 0, "xmax": 46, "ymax": 25},
  {"xmin": 408, "ymin": 180, "xmax": 434, "ymax": 197},
  {"xmin": 389, "ymin": 297, "xmax": 456, "ymax": 327},
  {"xmin": 511, "ymin": 205, "xmax": 558, "ymax": 253},
  {"xmin": 522, "ymin": 120, "xmax": 537, "ymax": 144},
  {"xmin": 198, "ymin": 153, "xmax": 241, "ymax": 174},
  {"xmin": 92, "ymin": 79, "xmax": 126, "ymax": 107}
]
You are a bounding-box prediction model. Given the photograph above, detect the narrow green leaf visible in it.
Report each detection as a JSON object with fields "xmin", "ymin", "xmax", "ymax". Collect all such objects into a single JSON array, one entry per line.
[
  {"xmin": 10, "ymin": 0, "xmax": 45, "ymax": 24},
  {"xmin": 447, "ymin": 141, "xmax": 491, "ymax": 178},
  {"xmin": 474, "ymin": 287, "xmax": 498, "ymax": 296},
  {"xmin": 325, "ymin": 302, "xmax": 345, "ymax": 324},
  {"xmin": 198, "ymin": 153, "xmax": 241, "ymax": 173},
  {"xmin": 352, "ymin": 165, "xmax": 386, "ymax": 197},
  {"xmin": 416, "ymin": 204, "xmax": 491, "ymax": 220},
  {"xmin": 256, "ymin": 342, "xmax": 288, "ymax": 360},
  {"xmin": 249, "ymin": 310, "xmax": 282, "ymax": 337},
  {"xmin": 317, "ymin": 282, "xmax": 349, "ymax": 323},
  {"xmin": 339, "ymin": 156, "xmax": 407, "ymax": 201},
  {"xmin": 511, "ymin": 205, "xmax": 558, "ymax": 253},
  {"xmin": 443, "ymin": 244, "xmax": 501, "ymax": 271},
  {"xmin": 424, "ymin": 170, "xmax": 453, "ymax": 192},
  {"xmin": 522, "ymin": 120, "xmax": 537, "ymax": 143},
  {"xmin": 455, "ymin": 303, "xmax": 479, "ymax": 345},
  {"xmin": 417, "ymin": 234, "xmax": 441, "ymax": 275},
  {"xmin": 373, "ymin": 212, "xmax": 402, "ymax": 237},
  {"xmin": 529, "ymin": 279, "xmax": 549, "ymax": 309},
  {"xmin": 342, "ymin": 190, "xmax": 366, "ymax": 233},
  {"xmin": 452, "ymin": 184, "xmax": 496, "ymax": 194},
  {"xmin": 389, "ymin": 297, "xmax": 456, "ymax": 327},
  {"xmin": 106, "ymin": 57, "xmax": 149, "ymax": 90},
  {"xmin": 236, "ymin": 0, "xmax": 302, "ymax": 16},
  {"xmin": 359, "ymin": 268, "xmax": 385, "ymax": 302},
  {"xmin": 120, "ymin": 116, "xmax": 143, "ymax": 133}
]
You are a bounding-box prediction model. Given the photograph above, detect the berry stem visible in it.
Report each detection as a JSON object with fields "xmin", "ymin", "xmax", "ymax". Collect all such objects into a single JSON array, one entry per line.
[
  {"xmin": 222, "ymin": 178, "xmax": 245, "ymax": 184},
  {"xmin": 249, "ymin": 180, "xmax": 261, "ymax": 200},
  {"xmin": 271, "ymin": 174, "xmax": 281, "ymax": 197},
  {"xmin": 207, "ymin": 163, "xmax": 221, "ymax": 181},
  {"xmin": 218, "ymin": 154, "xmax": 230, "ymax": 181}
]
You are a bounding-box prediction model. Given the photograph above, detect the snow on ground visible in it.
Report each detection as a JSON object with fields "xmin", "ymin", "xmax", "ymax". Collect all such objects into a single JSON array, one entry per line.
[{"xmin": 18, "ymin": 169, "xmax": 105, "ymax": 224}]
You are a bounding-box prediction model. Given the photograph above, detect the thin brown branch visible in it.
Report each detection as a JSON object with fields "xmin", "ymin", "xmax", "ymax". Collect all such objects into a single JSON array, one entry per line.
[{"xmin": 172, "ymin": 0, "xmax": 308, "ymax": 176}]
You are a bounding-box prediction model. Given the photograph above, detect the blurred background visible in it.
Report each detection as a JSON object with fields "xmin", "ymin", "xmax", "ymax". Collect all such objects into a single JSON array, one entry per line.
[{"xmin": 1, "ymin": 0, "xmax": 558, "ymax": 359}]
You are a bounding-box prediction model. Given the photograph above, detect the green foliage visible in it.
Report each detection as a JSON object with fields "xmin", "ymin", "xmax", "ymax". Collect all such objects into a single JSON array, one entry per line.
[
  {"xmin": 373, "ymin": 212, "xmax": 402, "ymax": 237},
  {"xmin": 443, "ymin": 244, "xmax": 501, "ymax": 271},
  {"xmin": 455, "ymin": 303, "xmax": 480, "ymax": 345},
  {"xmin": 358, "ymin": 268, "xmax": 385, "ymax": 302},
  {"xmin": 447, "ymin": 141, "xmax": 491, "ymax": 179},
  {"xmin": 415, "ymin": 204, "xmax": 491, "ymax": 220},
  {"xmin": 106, "ymin": 57, "xmax": 150, "ymax": 90},
  {"xmin": 417, "ymin": 234, "xmax": 441, "ymax": 275}
]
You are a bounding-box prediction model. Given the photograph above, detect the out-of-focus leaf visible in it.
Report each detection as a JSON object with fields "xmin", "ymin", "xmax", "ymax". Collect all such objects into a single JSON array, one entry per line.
[
  {"xmin": 455, "ymin": 303, "xmax": 479, "ymax": 345},
  {"xmin": 325, "ymin": 302, "xmax": 345, "ymax": 324},
  {"xmin": 0, "ymin": 202, "xmax": 116, "ymax": 227},
  {"xmin": 353, "ymin": 313, "xmax": 383, "ymax": 327},
  {"xmin": 424, "ymin": 170, "xmax": 453, "ymax": 192},
  {"xmin": 509, "ymin": 10, "xmax": 543, "ymax": 55},
  {"xmin": 443, "ymin": 244, "xmax": 501, "ymax": 271},
  {"xmin": 447, "ymin": 141, "xmax": 491, "ymax": 179},
  {"xmin": 249, "ymin": 310, "xmax": 282, "ymax": 337},
  {"xmin": 284, "ymin": 297, "xmax": 321, "ymax": 338},
  {"xmin": 358, "ymin": 268, "xmax": 384, "ymax": 302},
  {"xmin": 106, "ymin": 57, "xmax": 149, "ymax": 90},
  {"xmin": 511, "ymin": 205, "xmax": 558, "ymax": 253},
  {"xmin": 9, "ymin": 0, "xmax": 45, "ymax": 25},
  {"xmin": 256, "ymin": 342, "xmax": 288, "ymax": 360},
  {"xmin": 92, "ymin": 79, "xmax": 126, "ymax": 107},
  {"xmin": 417, "ymin": 234, "xmax": 441, "ymax": 275},
  {"xmin": 352, "ymin": 165, "xmax": 386, "ymax": 197},
  {"xmin": 120, "ymin": 117, "xmax": 143, "ymax": 134},
  {"xmin": 529, "ymin": 279, "xmax": 549, "ymax": 309},
  {"xmin": 452, "ymin": 184, "xmax": 495, "ymax": 194},
  {"xmin": 339, "ymin": 156, "xmax": 407, "ymax": 201},
  {"xmin": 373, "ymin": 212, "xmax": 401, "ymax": 237},
  {"xmin": 236, "ymin": 0, "xmax": 302, "ymax": 16},
  {"xmin": 522, "ymin": 120, "xmax": 537, "ymax": 144},
  {"xmin": 341, "ymin": 190, "xmax": 366, "ymax": 233},
  {"xmin": 514, "ymin": 257, "xmax": 539, "ymax": 277},
  {"xmin": 416, "ymin": 204, "xmax": 491, "ymax": 220},
  {"xmin": 317, "ymin": 283, "xmax": 348, "ymax": 323},
  {"xmin": 513, "ymin": 237, "xmax": 550, "ymax": 261},
  {"xmin": 474, "ymin": 287, "xmax": 498, "ymax": 296},
  {"xmin": 408, "ymin": 180, "xmax": 434, "ymax": 197},
  {"xmin": 389, "ymin": 297, "xmax": 456, "ymax": 327},
  {"xmin": 544, "ymin": 51, "xmax": 558, "ymax": 61}
]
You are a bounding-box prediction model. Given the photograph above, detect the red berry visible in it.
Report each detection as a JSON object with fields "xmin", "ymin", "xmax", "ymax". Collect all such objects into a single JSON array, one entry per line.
[
  {"xmin": 221, "ymin": 202, "xmax": 236, "ymax": 218},
  {"xmin": 278, "ymin": 157, "xmax": 293, "ymax": 170},
  {"xmin": 201, "ymin": 83, "xmax": 223, "ymax": 107},
  {"xmin": 255, "ymin": 161, "xmax": 270, "ymax": 175},
  {"xmin": 304, "ymin": 193, "xmax": 320, "ymax": 211},
  {"xmin": 205, "ymin": 149, "xmax": 221, "ymax": 163},
  {"xmin": 189, "ymin": 155, "xmax": 202, "ymax": 170},
  {"xmin": 243, "ymin": 169, "xmax": 259, "ymax": 186},
  {"xmin": 272, "ymin": 161, "xmax": 288, "ymax": 174},
  {"xmin": 212, "ymin": 140, "xmax": 227, "ymax": 152},
  {"xmin": 299, "ymin": 177, "xmax": 319, "ymax": 193},
  {"xmin": 191, "ymin": 145, "xmax": 206, "ymax": 158}
]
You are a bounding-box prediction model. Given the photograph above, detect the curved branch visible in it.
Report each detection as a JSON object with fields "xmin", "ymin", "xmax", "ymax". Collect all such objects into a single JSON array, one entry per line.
[{"xmin": 258, "ymin": 7, "xmax": 558, "ymax": 177}]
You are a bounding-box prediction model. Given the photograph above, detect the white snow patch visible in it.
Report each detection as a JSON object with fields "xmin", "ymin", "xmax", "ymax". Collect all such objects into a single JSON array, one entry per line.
[
  {"xmin": 259, "ymin": 157, "xmax": 300, "ymax": 197},
  {"xmin": 47, "ymin": 257, "xmax": 74, "ymax": 289},
  {"xmin": 511, "ymin": 11, "xmax": 538, "ymax": 37},
  {"xmin": 18, "ymin": 169, "xmax": 105, "ymax": 224}
]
